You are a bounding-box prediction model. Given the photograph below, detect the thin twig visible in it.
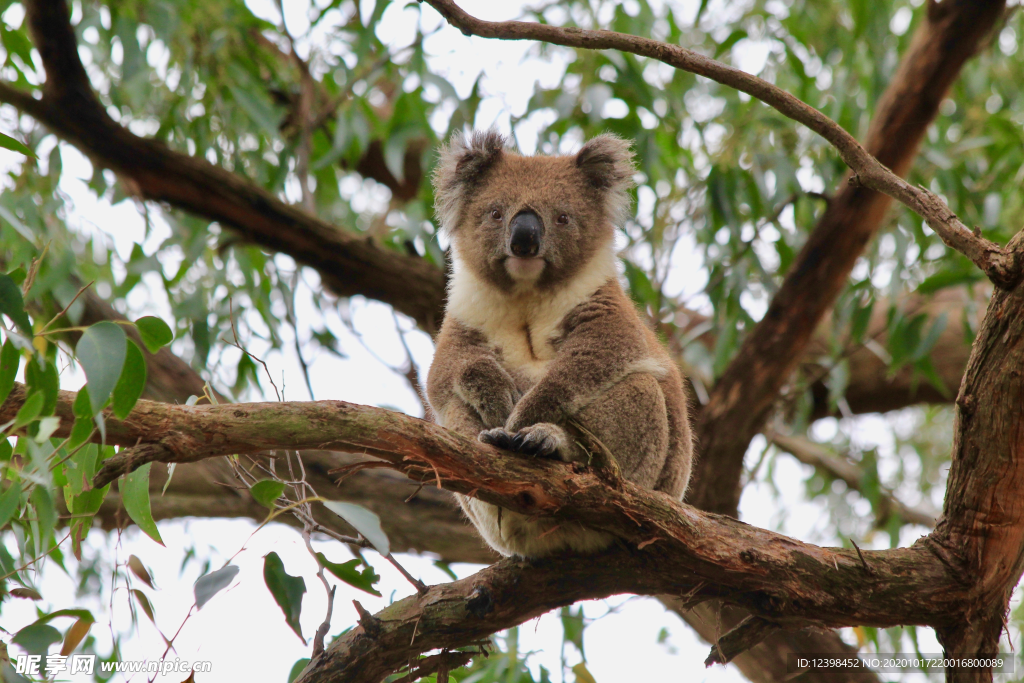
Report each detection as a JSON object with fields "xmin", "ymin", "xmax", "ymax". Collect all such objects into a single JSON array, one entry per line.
[
  {"xmin": 850, "ymin": 538, "xmax": 875, "ymax": 576},
  {"xmin": 39, "ymin": 279, "xmax": 94, "ymax": 334},
  {"xmin": 385, "ymin": 553, "xmax": 429, "ymax": 596}
]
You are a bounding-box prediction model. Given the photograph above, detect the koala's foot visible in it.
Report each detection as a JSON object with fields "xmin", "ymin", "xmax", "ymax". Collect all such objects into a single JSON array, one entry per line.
[{"xmin": 479, "ymin": 423, "xmax": 574, "ymax": 461}]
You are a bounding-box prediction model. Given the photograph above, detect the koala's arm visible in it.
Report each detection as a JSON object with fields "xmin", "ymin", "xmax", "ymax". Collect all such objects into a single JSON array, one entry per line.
[
  {"xmin": 502, "ymin": 284, "xmax": 657, "ymax": 443},
  {"xmin": 427, "ymin": 319, "xmax": 521, "ymax": 433}
]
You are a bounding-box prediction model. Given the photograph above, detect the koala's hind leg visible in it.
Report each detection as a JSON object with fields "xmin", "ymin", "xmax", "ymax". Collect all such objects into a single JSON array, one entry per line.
[{"xmin": 572, "ymin": 372, "xmax": 670, "ymax": 489}]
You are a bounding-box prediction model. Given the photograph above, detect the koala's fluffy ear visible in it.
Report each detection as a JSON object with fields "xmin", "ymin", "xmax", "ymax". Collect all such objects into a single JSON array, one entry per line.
[
  {"xmin": 575, "ymin": 134, "xmax": 635, "ymax": 190},
  {"xmin": 433, "ymin": 130, "xmax": 507, "ymax": 232},
  {"xmin": 576, "ymin": 134, "xmax": 635, "ymax": 225}
]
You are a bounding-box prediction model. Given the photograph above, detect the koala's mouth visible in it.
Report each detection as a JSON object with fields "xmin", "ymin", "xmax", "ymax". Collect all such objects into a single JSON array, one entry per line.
[{"xmin": 504, "ymin": 256, "xmax": 546, "ymax": 281}]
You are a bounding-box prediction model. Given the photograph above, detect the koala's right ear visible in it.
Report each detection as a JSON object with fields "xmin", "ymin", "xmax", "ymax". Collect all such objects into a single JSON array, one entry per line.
[{"xmin": 433, "ymin": 130, "xmax": 507, "ymax": 231}]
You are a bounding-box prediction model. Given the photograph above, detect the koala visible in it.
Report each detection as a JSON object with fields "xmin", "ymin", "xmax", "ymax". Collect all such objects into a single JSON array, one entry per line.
[{"xmin": 426, "ymin": 130, "xmax": 693, "ymax": 558}]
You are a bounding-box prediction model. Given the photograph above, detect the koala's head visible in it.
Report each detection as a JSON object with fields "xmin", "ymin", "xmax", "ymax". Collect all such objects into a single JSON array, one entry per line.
[{"xmin": 433, "ymin": 130, "xmax": 634, "ymax": 293}]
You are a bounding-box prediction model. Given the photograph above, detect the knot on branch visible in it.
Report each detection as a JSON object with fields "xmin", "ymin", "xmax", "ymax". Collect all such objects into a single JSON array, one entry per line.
[
  {"xmin": 93, "ymin": 443, "xmax": 175, "ymax": 488},
  {"xmin": 466, "ymin": 586, "xmax": 494, "ymax": 618},
  {"xmin": 353, "ymin": 599, "xmax": 382, "ymax": 638}
]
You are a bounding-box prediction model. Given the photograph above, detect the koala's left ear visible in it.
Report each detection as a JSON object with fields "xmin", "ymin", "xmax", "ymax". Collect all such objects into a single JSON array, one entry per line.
[{"xmin": 575, "ymin": 134, "xmax": 636, "ymax": 190}]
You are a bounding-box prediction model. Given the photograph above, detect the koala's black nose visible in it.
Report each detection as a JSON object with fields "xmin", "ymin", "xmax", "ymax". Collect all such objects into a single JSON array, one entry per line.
[{"xmin": 508, "ymin": 210, "xmax": 542, "ymax": 257}]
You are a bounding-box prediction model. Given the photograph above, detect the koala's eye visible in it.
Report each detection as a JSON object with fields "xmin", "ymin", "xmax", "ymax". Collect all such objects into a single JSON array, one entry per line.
[
  {"xmin": 556, "ymin": 213, "xmax": 569, "ymax": 225},
  {"xmin": 490, "ymin": 209, "xmax": 502, "ymax": 221}
]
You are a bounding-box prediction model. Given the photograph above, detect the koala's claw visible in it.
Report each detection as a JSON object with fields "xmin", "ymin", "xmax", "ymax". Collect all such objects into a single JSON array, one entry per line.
[
  {"xmin": 479, "ymin": 428, "xmax": 514, "ymax": 450},
  {"xmin": 514, "ymin": 427, "xmax": 561, "ymax": 457},
  {"xmin": 480, "ymin": 423, "xmax": 567, "ymax": 460}
]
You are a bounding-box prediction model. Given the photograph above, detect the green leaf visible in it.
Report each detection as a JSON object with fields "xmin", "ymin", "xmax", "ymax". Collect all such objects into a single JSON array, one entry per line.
[
  {"xmin": 0, "ymin": 480, "xmax": 22, "ymax": 529},
  {"xmin": 917, "ymin": 267, "xmax": 983, "ymax": 294},
  {"xmin": 323, "ymin": 501, "xmax": 390, "ymax": 556},
  {"xmin": 194, "ymin": 564, "xmax": 239, "ymax": 609},
  {"xmin": 561, "ymin": 605, "xmax": 586, "ymax": 658},
  {"xmin": 76, "ymin": 321, "xmax": 127, "ymax": 415},
  {"xmin": 133, "ymin": 316, "xmax": 173, "ymax": 353},
  {"xmin": 12, "ymin": 623, "xmax": 62, "ymax": 658},
  {"xmin": 13, "ymin": 391, "xmax": 44, "ymax": 429},
  {"xmin": 287, "ymin": 659, "xmax": 311, "ymax": 683},
  {"xmin": 263, "ymin": 551, "xmax": 307, "ymax": 643},
  {"xmin": 25, "ymin": 358, "xmax": 59, "ymax": 416},
  {"xmin": 0, "ymin": 272, "xmax": 32, "ymax": 336},
  {"xmin": 30, "ymin": 485, "xmax": 56, "ymax": 540},
  {"xmin": 0, "ymin": 339, "xmax": 20, "ymax": 404},
  {"xmin": 67, "ymin": 387, "xmax": 96, "ymax": 452},
  {"xmin": 433, "ymin": 560, "xmax": 458, "ymax": 581},
  {"xmin": 250, "ymin": 479, "xmax": 286, "ymax": 508},
  {"xmin": 315, "ymin": 552, "xmax": 381, "ymax": 597},
  {"xmin": 120, "ymin": 462, "xmax": 163, "ymax": 545},
  {"xmin": 31, "ymin": 608, "xmax": 95, "ymax": 623},
  {"xmin": 111, "ymin": 340, "xmax": 147, "ymax": 420},
  {"xmin": 131, "ymin": 589, "xmax": 157, "ymax": 624},
  {"xmin": 0, "ymin": 131, "xmax": 35, "ymax": 157},
  {"xmin": 67, "ymin": 415, "xmax": 95, "ymax": 453}
]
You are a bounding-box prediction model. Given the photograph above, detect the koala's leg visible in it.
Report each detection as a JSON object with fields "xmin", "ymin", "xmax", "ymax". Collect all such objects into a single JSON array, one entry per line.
[
  {"xmin": 653, "ymin": 373, "xmax": 693, "ymax": 499},
  {"xmin": 572, "ymin": 373, "xmax": 670, "ymax": 489}
]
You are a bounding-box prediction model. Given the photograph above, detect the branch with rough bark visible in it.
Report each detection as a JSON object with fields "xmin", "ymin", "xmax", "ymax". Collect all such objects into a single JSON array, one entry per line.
[{"xmin": 0, "ymin": 381, "xmax": 966, "ymax": 628}]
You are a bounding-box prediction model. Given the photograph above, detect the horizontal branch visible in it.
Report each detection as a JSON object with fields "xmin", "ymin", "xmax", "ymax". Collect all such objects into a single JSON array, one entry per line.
[{"xmin": 1, "ymin": 381, "xmax": 962, "ymax": 632}]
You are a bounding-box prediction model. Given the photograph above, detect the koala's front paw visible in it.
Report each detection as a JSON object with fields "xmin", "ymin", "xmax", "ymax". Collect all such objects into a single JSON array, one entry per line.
[
  {"xmin": 479, "ymin": 423, "xmax": 571, "ymax": 461},
  {"xmin": 510, "ymin": 423, "xmax": 567, "ymax": 459}
]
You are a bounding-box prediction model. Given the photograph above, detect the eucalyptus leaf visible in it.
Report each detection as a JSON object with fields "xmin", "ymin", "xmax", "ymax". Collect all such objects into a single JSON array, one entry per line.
[
  {"xmin": 120, "ymin": 462, "xmax": 163, "ymax": 545},
  {"xmin": 0, "ymin": 339, "xmax": 20, "ymax": 404},
  {"xmin": 75, "ymin": 321, "xmax": 127, "ymax": 416},
  {"xmin": 0, "ymin": 131, "xmax": 34, "ymax": 157},
  {"xmin": 263, "ymin": 551, "xmax": 306, "ymax": 642},
  {"xmin": 315, "ymin": 552, "xmax": 381, "ymax": 597},
  {"xmin": 12, "ymin": 391, "xmax": 44, "ymax": 429},
  {"xmin": 12, "ymin": 623, "xmax": 61, "ymax": 658},
  {"xmin": 0, "ymin": 272, "xmax": 32, "ymax": 336},
  {"xmin": 111, "ymin": 340, "xmax": 147, "ymax": 420},
  {"xmin": 134, "ymin": 316, "xmax": 173, "ymax": 353},
  {"xmin": 323, "ymin": 501, "xmax": 390, "ymax": 556},
  {"xmin": 194, "ymin": 564, "xmax": 239, "ymax": 609},
  {"xmin": 250, "ymin": 479, "xmax": 285, "ymax": 508},
  {"xmin": 0, "ymin": 480, "xmax": 22, "ymax": 529}
]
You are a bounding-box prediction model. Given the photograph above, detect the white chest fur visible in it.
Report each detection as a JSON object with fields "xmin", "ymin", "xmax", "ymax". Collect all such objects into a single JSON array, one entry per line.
[{"xmin": 446, "ymin": 248, "xmax": 618, "ymax": 383}]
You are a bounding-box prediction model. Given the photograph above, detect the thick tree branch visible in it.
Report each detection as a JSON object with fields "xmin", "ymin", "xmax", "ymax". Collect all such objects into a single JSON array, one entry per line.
[
  {"xmin": 1, "ymin": 0, "xmax": 447, "ymax": 332},
  {"xmin": 933, "ymin": 232, "xmax": 1024, "ymax": 678},
  {"xmin": 0, "ymin": 382, "xmax": 968, "ymax": 629}
]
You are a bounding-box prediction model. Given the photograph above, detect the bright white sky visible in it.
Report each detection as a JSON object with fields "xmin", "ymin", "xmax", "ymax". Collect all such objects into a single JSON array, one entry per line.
[{"xmin": 1, "ymin": 0, "xmax": 1007, "ymax": 681}]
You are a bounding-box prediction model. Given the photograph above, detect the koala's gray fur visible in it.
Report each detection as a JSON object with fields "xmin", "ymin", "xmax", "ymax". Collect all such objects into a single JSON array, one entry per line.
[{"xmin": 427, "ymin": 130, "xmax": 693, "ymax": 558}]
